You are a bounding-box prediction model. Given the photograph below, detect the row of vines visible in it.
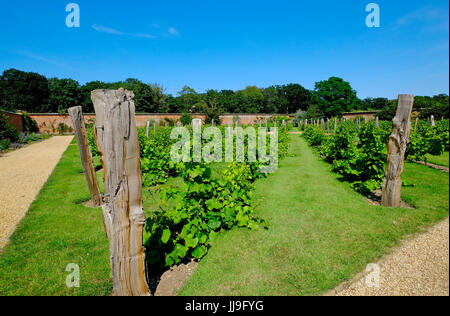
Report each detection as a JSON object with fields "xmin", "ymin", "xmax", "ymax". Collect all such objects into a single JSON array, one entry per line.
[
  {"xmin": 88, "ymin": 125, "xmax": 290, "ymax": 271},
  {"xmin": 303, "ymin": 119, "xmax": 449, "ymax": 194}
]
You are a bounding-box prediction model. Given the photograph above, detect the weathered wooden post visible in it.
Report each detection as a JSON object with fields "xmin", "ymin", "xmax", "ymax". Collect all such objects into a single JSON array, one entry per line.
[
  {"xmin": 414, "ymin": 117, "xmax": 419, "ymax": 133},
  {"xmin": 376, "ymin": 116, "xmax": 379, "ymax": 128},
  {"xmin": 381, "ymin": 94, "xmax": 415, "ymax": 208},
  {"xmin": 334, "ymin": 118, "xmax": 337, "ymax": 131},
  {"xmin": 68, "ymin": 106, "xmax": 103, "ymax": 207},
  {"xmin": 431, "ymin": 115, "xmax": 435, "ymax": 127},
  {"xmin": 91, "ymin": 89, "xmax": 150, "ymax": 296},
  {"xmin": 146, "ymin": 121, "xmax": 150, "ymax": 138},
  {"xmin": 327, "ymin": 118, "xmax": 330, "ymax": 133}
]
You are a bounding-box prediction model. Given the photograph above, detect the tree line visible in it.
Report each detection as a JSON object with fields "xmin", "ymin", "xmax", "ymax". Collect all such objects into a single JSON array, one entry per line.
[{"xmin": 0, "ymin": 68, "xmax": 448, "ymax": 121}]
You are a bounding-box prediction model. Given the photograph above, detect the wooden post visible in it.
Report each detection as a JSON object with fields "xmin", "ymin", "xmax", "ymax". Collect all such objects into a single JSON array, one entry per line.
[
  {"xmin": 68, "ymin": 106, "xmax": 103, "ymax": 207},
  {"xmin": 381, "ymin": 94, "xmax": 415, "ymax": 207},
  {"xmin": 327, "ymin": 118, "xmax": 330, "ymax": 133},
  {"xmin": 146, "ymin": 121, "xmax": 150, "ymax": 138},
  {"xmin": 414, "ymin": 117, "xmax": 419, "ymax": 133},
  {"xmin": 91, "ymin": 89, "xmax": 150, "ymax": 296},
  {"xmin": 431, "ymin": 115, "xmax": 435, "ymax": 127},
  {"xmin": 376, "ymin": 116, "xmax": 379, "ymax": 128},
  {"xmin": 334, "ymin": 118, "xmax": 337, "ymax": 131}
]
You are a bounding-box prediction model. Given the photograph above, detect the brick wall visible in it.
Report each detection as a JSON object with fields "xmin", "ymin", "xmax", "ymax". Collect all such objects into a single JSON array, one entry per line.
[
  {"xmin": 1, "ymin": 111, "xmax": 24, "ymax": 132},
  {"xmin": 28, "ymin": 113, "xmax": 293, "ymax": 133}
]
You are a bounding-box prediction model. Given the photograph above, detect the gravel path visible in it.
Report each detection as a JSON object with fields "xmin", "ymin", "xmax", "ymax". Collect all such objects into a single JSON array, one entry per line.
[
  {"xmin": 331, "ymin": 218, "xmax": 449, "ymax": 296},
  {"xmin": 0, "ymin": 136, "xmax": 73, "ymax": 250}
]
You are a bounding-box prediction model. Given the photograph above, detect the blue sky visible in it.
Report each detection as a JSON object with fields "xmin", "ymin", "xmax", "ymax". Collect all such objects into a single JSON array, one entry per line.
[{"xmin": 0, "ymin": 0, "xmax": 448, "ymax": 98}]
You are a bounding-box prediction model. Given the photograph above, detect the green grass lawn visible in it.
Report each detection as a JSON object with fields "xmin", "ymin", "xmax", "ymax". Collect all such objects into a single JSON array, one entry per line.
[
  {"xmin": 0, "ymin": 140, "xmax": 112, "ymax": 296},
  {"xmin": 180, "ymin": 136, "xmax": 449, "ymax": 296},
  {"xmin": 0, "ymin": 136, "xmax": 448, "ymax": 296},
  {"xmin": 425, "ymin": 151, "xmax": 449, "ymax": 167}
]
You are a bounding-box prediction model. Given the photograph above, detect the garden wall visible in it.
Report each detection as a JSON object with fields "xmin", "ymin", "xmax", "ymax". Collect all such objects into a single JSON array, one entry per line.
[
  {"xmin": 28, "ymin": 113, "xmax": 293, "ymax": 133},
  {"xmin": 342, "ymin": 111, "xmax": 378, "ymax": 121},
  {"xmin": 1, "ymin": 111, "xmax": 24, "ymax": 132}
]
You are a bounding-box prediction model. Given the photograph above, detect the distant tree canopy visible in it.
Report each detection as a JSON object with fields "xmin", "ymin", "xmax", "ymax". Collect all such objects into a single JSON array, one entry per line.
[
  {"xmin": 0, "ymin": 69, "xmax": 49, "ymax": 113},
  {"xmin": 0, "ymin": 69, "xmax": 448, "ymax": 119},
  {"xmin": 312, "ymin": 77, "xmax": 362, "ymax": 118}
]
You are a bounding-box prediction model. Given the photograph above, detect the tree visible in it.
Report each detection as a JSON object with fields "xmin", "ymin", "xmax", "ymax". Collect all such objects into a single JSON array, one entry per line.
[
  {"xmin": 178, "ymin": 86, "xmax": 202, "ymax": 112},
  {"xmin": 306, "ymin": 103, "xmax": 324, "ymax": 119},
  {"xmin": 217, "ymin": 90, "xmax": 238, "ymax": 113},
  {"xmin": 80, "ymin": 81, "xmax": 108, "ymax": 113},
  {"xmin": 235, "ymin": 86, "xmax": 264, "ymax": 113},
  {"xmin": 293, "ymin": 109, "xmax": 307, "ymax": 125},
  {"xmin": 262, "ymin": 86, "xmax": 283, "ymax": 114},
  {"xmin": 362, "ymin": 97, "xmax": 390, "ymax": 110},
  {"xmin": 278, "ymin": 84, "xmax": 311, "ymax": 114},
  {"xmin": 46, "ymin": 78, "xmax": 81, "ymax": 113},
  {"xmin": 199, "ymin": 90, "xmax": 223, "ymax": 124},
  {"xmin": 0, "ymin": 68, "xmax": 49, "ymax": 112},
  {"xmin": 312, "ymin": 77, "xmax": 360, "ymax": 117},
  {"xmin": 377, "ymin": 100, "xmax": 397, "ymax": 121}
]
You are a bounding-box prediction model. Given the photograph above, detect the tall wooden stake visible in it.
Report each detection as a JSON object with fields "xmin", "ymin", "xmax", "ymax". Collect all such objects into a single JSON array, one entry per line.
[
  {"xmin": 381, "ymin": 94, "xmax": 414, "ymax": 207},
  {"xmin": 91, "ymin": 88, "xmax": 150, "ymax": 296},
  {"xmin": 68, "ymin": 106, "xmax": 103, "ymax": 207}
]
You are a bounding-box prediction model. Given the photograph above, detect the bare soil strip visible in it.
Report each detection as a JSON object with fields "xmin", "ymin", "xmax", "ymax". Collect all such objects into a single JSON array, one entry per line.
[
  {"xmin": 0, "ymin": 136, "xmax": 74, "ymax": 250},
  {"xmin": 327, "ymin": 218, "xmax": 449, "ymax": 296}
]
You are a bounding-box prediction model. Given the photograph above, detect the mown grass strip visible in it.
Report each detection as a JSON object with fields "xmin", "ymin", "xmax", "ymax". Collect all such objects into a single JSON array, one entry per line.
[{"xmin": 180, "ymin": 136, "xmax": 449, "ymax": 296}]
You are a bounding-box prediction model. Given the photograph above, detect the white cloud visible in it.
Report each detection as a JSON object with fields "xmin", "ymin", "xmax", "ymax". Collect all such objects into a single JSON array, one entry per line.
[
  {"xmin": 92, "ymin": 25, "xmax": 157, "ymax": 39},
  {"xmin": 92, "ymin": 24, "xmax": 125, "ymax": 35},
  {"xmin": 14, "ymin": 50, "xmax": 71, "ymax": 69},
  {"xmin": 168, "ymin": 27, "xmax": 180, "ymax": 36}
]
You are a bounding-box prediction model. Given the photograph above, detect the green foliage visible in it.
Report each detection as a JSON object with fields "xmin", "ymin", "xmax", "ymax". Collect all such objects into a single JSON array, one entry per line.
[
  {"xmin": 140, "ymin": 127, "xmax": 181, "ymax": 186},
  {"xmin": 21, "ymin": 111, "xmax": 39, "ymax": 133},
  {"xmin": 180, "ymin": 112, "xmax": 193, "ymax": 126},
  {"xmin": 144, "ymin": 163, "xmax": 268, "ymax": 270},
  {"xmin": 406, "ymin": 121, "xmax": 449, "ymax": 162},
  {"xmin": 0, "ymin": 138, "xmax": 11, "ymax": 151},
  {"xmin": 305, "ymin": 118, "xmax": 449, "ymax": 194},
  {"xmin": 0, "ymin": 113, "xmax": 19, "ymax": 142},
  {"xmin": 200, "ymin": 90, "xmax": 223, "ymax": 124},
  {"xmin": 293, "ymin": 109, "xmax": 307, "ymax": 126},
  {"xmin": 87, "ymin": 128, "xmax": 98, "ymax": 157},
  {"xmin": 377, "ymin": 100, "xmax": 397, "ymax": 121},
  {"xmin": 46, "ymin": 78, "xmax": 81, "ymax": 113},
  {"xmin": 140, "ymin": 125, "xmax": 290, "ymax": 270},
  {"xmin": 312, "ymin": 77, "xmax": 362, "ymax": 117},
  {"xmin": 0, "ymin": 68, "xmax": 49, "ymax": 113},
  {"xmin": 57, "ymin": 123, "xmax": 73, "ymax": 135},
  {"xmin": 306, "ymin": 103, "xmax": 324, "ymax": 119},
  {"xmin": 304, "ymin": 122, "xmax": 387, "ymax": 194}
]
